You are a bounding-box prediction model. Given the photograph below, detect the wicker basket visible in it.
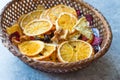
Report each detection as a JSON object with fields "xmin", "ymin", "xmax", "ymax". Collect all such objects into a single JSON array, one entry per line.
[{"xmin": 0, "ymin": 0, "xmax": 112, "ymax": 73}]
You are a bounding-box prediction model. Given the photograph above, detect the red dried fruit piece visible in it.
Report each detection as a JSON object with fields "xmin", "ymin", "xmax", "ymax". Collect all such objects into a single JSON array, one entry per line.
[
  {"xmin": 85, "ymin": 14, "xmax": 93, "ymax": 26},
  {"xmin": 82, "ymin": 35, "xmax": 88, "ymax": 41},
  {"xmin": 91, "ymin": 36, "xmax": 102, "ymax": 46},
  {"xmin": 76, "ymin": 10, "xmax": 81, "ymax": 17},
  {"xmin": 9, "ymin": 31, "xmax": 20, "ymax": 41},
  {"xmin": 29, "ymin": 36, "xmax": 35, "ymax": 40}
]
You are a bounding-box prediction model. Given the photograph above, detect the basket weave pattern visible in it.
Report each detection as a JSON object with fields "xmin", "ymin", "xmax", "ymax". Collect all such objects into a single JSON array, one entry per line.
[{"xmin": 0, "ymin": 0, "xmax": 112, "ymax": 73}]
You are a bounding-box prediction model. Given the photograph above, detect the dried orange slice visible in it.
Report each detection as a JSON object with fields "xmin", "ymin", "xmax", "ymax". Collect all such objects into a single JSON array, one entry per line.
[
  {"xmin": 56, "ymin": 12, "xmax": 77, "ymax": 33},
  {"xmin": 74, "ymin": 17, "xmax": 94, "ymax": 43},
  {"xmin": 6, "ymin": 23, "xmax": 22, "ymax": 35},
  {"xmin": 41, "ymin": 51, "xmax": 59, "ymax": 62},
  {"xmin": 69, "ymin": 40, "xmax": 94, "ymax": 62},
  {"xmin": 48, "ymin": 4, "xmax": 77, "ymax": 24},
  {"xmin": 23, "ymin": 19, "xmax": 53, "ymax": 36},
  {"xmin": 20, "ymin": 10, "xmax": 43, "ymax": 29},
  {"xmin": 18, "ymin": 40, "xmax": 44, "ymax": 57},
  {"xmin": 58, "ymin": 40, "xmax": 94, "ymax": 63},
  {"xmin": 58, "ymin": 41, "xmax": 74, "ymax": 63},
  {"xmin": 30, "ymin": 44, "xmax": 56, "ymax": 60}
]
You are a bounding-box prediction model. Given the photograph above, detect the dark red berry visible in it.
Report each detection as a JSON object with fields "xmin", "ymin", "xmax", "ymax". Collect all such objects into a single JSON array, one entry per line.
[
  {"xmin": 15, "ymin": 37, "xmax": 20, "ymax": 41},
  {"xmin": 9, "ymin": 31, "xmax": 20, "ymax": 41},
  {"xmin": 76, "ymin": 10, "xmax": 81, "ymax": 17},
  {"xmin": 85, "ymin": 14, "xmax": 93, "ymax": 26},
  {"xmin": 91, "ymin": 36, "xmax": 102, "ymax": 46}
]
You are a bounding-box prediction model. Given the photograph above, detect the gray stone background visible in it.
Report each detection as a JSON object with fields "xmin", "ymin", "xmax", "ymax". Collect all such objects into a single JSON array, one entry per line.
[{"xmin": 0, "ymin": 0, "xmax": 120, "ymax": 80}]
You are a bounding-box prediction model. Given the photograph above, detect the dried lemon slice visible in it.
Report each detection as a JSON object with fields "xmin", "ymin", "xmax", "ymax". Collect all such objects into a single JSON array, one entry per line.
[
  {"xmin": 56, "ymin": 12, "xmax": 77, "ymax": 33},
  {"xmin": 23, "ymin": 19, "xmax": 53, "ymax": 36},
  {"xmin": 30, "ymin": 44, "xmax": 56, "ymax": 60},
  {"xmin": 74, "ymin": 17, "xmax": 94, "ymax": 43},
  {"xmin": 58, "ymin": 40, "xmax": 94, "ymax": 63},
  {"xmin": 18, "ymin": 40, "xmax": 44, "ymax": 56},
  {"xmin": 48, "ymin": 4, "xmax": 77, "ymax": 24},
  {"xmin": 20, "ymin": 10, "xmax": 43, "ymax": 29}
]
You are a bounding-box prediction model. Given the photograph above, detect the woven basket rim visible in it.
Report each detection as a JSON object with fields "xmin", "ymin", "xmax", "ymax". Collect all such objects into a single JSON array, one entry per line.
[{"xmin": 0, "ymin": 0, "xmax": 112, "ymax": 72}]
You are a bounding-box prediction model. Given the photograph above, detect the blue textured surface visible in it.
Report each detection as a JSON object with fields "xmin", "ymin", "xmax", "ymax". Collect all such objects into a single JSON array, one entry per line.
[{"xmin": 0, "ymin": 0, "xmax": 120, "ymax": 80}]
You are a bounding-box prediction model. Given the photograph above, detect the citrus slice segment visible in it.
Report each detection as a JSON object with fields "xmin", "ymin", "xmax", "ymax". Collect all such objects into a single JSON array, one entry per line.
[
  {"xmin": 23, "ymin": 19, "xmax": 53, "ymax": 36},
  {"xmin": 58, "ymin": 40, "xmax": 94, "ymax": 63},
  {"xmin": 56, "ymin": 12, "xmax": 77, "ymax": 33},
  {"xmin": 69, "ymin": 40, "xmax": 94, "ymax": 61},
  {"xmin": 20, "ymin": 10, "xmax": 43, "ymax": 29},
  {"xmin": 18, "ymin": 14, "xmax": 26, "ymax": 25},
  {"xmin": 36, "ymin": 5, "xmax": 46, "ymax": 11},
  {"xmin": 58, "ymin": 41, "xmax": 74, "ymax": 63},
  {"xmin": 6, "ymin": 23, "xmax": 22, "ymax": 35},
  {"xmin": 30, "ymin": 44, "xmax": 56, "ymax": 60},
  {"xmin": 40, "ymin": 9, "xmax": 50, "ymax": 19},
  {"xmin": 18, "ymin": 40, "xmax": 44, "ymax": 56},
  {"xmin": 48, "ymin": 4, "xmax": 77, "ymax": 24},
  {"xmin": 74, "ymin": 17, "xmax": 94, "ymax": 43}
]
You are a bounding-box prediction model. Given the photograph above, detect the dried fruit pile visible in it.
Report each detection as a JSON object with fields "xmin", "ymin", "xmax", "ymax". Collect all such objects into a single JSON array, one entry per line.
[{"xmin": 6, "ymin": 4, "xmax": 102, "ymax": 63}]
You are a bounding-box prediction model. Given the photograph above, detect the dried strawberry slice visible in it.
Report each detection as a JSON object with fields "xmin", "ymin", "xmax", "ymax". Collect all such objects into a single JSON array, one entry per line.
[{"xmin": 91, "ymin": 36, "xmax": 102, "ymax": 46}]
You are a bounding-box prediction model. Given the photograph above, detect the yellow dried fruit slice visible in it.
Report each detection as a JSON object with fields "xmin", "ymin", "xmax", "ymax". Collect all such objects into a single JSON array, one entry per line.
[
  {"xmin": 51, "ymin": 29, "xmax": 68, "ymax": 43},
  {"xmin": 36, "ymin": 5, "xmax": 46, "ymax": 11},
  {"xmin": 70, "ymin": 40, "xmax": 94, "ymax": 61},
  {"xmin": 48, "ymin": 4, "xmax": 77, "ymax": 24},
  {"xmin": 68, "ymin": 30, "xmax": 81, "ymax": 40},
  {"xmin": 40, "ymin": 9, "xmax": 50, "ymax": 19},
  {"xmin": 58, "ymin": 40, "xmax": 94, "ymax": 63},
  {"xmin": 30, "ymin": 44, "xmax": 56, "ymax": 60},
  {"xmin": 6, "ymin": 23, "xmax": 22, "ymax": 35},
  {"xmin": 18, "ymin": 40, "xmax": 44, "ymax": 56},
  {"xmin": 23, "ymin": 19, "xmax": 53, "ymax": 36},
  {"xmin": 74, "ymin": 17, "xmax": 94, "ymax": 43},
  {"xmin": 20, "ymin": 10, "xmax": 43, "ymax": 29},
  {"xmin": 18, "ymin": 14, "xmax": 26, "ymax": 25},
  {"xmin": 56, "ymin": 12, "xmax": 77, "ymax": 33},
  {"xmin": 58, "ymin": 41, "xmax": 74, "ymax": 63},
  {"xmin": 41, "ymin": 51, "xmax": 59, "ymax": 62}
]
